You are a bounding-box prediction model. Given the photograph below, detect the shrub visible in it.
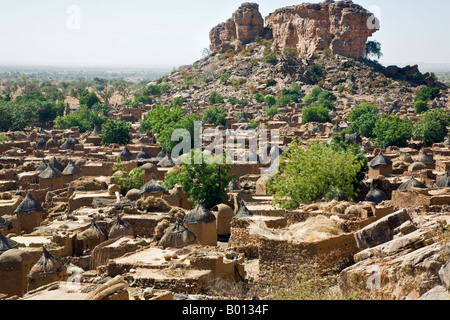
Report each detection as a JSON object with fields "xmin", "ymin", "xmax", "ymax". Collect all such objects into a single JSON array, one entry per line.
[
  {"xmin": 227, "ymin": 97, "xmax": 242, "ymax": 105},
  {"xmin": 264, "ymin": 53, "xmax": 277, "ymax": 65},
  {"xmin": 265, "ymin": 105, "xmax": 279, "ymax": 117},
  {"xmin": 202, "ymin": 105, "xmax": 227, "ymax": 126},
  {"xmin": 264, "ymin": 95, "xmax": 276, "ymax": 107},
  {"xmin": 414, "ymin": 86, "xmax": 441, "ymax": 102},
  {"xmin": 220, "ymin": 73, "xmax": 231, "ymax": 84},
  {"xmin": 413, "ymin": 109, "xmax": 450, "ymax": 146},
  {"xmin": 163, "ymin": 149, "xmax": 234, "ymax": 209},
  {"xmin": 373, "ymin": 114, "xmax": 413, "ymax": 148},
  {"xmin": 113, "ymin": 158, "xmax": 144, "ymax": 191},
  {"xmin": 254, "ymin": 92, "xmax": 265, "ymax": 103},
  {"xmin": 414, "ymin": 100, "xmax": 429, "ymax": 114},
  {"xmin": 172, "ymin": 96, "xmax": 184, "ymax": 107},
  {"xmin": 54, "ymin": 105, "xmax": 106, "ymax": 133},
  {"xmin": 209, "ymin": 91, "xmax": 225, "ymax": 104},
  {"xmin": 100, "ymin": 119, "xmax": 132, "ymax": 146},
  {"xmin": 302, "ymin": 105, "xmax": 331, "ymax": 124},
  {"xmin": 337, "ymin": 85, "xmax": 345, "ymax": 93},
  {"xmin": 268, "ymin": 140, "xmax": 367, "ymax": 209},
  {"xmin": 266, "ymin": 79, "xmax": 277, "ymax": 87}
]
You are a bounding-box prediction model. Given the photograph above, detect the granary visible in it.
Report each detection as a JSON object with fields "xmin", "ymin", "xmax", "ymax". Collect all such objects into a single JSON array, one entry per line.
[
  {"xmin": 416, "ymin": 149, "xmax": 435, "ymax": 169},
  {"xmin": 0, "ymin": 231, "xmax": 20, "ymax": 253},
  {"xmin": 62, "ymin": 160, "xmax": 83, "ymax": 184},
  {"xmin": 119, "ymin": 145, "xmax": 133, "ymax": 161},
  {"xmin": 135, "ymin": 147, "xmax": 151, "ymax": 161},
  {"xmin": 38, "ymin": 163, "xmax": 64, "ymax": 190},
  {"xmin": 14, "ymin": 193, "xmax": 44, "ymax": 234},
  {"xmin": 27, "ymin": 247, "xmax": 67, "ymax": 291},
  {"xmin": 75, "ymin": 220, "xmax": 108, "ymax": 256},
  {"xmin": 0, "ymin": 218, "xmax": 12, "ymax": 236},
  {"xmin": 141, "ymin": 163, "xmax": 158, "ymax": 183},
  {"xmin": 184, "ymin": 202, "xmax": 217, "ymax": 246},
  {"xmin": 139, "ymin": 176, "xmax": 166, "ymax": 198},
  {"xmin": 434, "ymin": 172, "xmax": 450, "ymax": 188},
  {"xmin": 157, "ymin": 155, "xmax": 175, "ymax": 167},
  {"xmin": 60, "ymin": 136, "xmax": 78, "ymax": 150},
  {"xmin": 85, "ymin": 126, "xmax": 102, "ymax": 146},
  {"xmin": 365, "ymin": 184, "xmax": 388, "ymax": 204},
  {"xmin": 234, "ymin": 199, "xmax": 254, "ymax": 219},
  {"xmin": 45, "ymin": 137, "xmax": 58, "ymax": 150},
  {"xmin": 158, "ymin": 218, "xmax": 197, "ymax": 249},
  {"xmin": 211, "ymin": 204, "xmax": 234, "ymax": 237},
  {"xmin": 109, "ymin": 216, "xmax": 134, "ymax": 239},
  {"xmin": 0, "ymin": 249, "xmax": 33, "ymax": 297},
  {"xmin": 397, "ymin": 176, "xmax": 427, "ymax": 191},
  {"xmin": 49, "ymin": 156, "xmax": 65, "ymax": 172},
  {"xmin": 36, "ymin": 137, "xmax": 47, "ymax": 150},
  {"xmin": 368, "ymin": 151, "xmax": 393, "ymax": 179},
  {"xmin": 35, "ymin": 159, "xmax": 48, "ymax": 172}
]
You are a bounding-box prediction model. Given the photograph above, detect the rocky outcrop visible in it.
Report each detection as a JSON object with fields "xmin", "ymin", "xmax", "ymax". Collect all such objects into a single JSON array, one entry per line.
[
  {"xmin": 209, "ymin": 2, "xmax": 265, "ymax": 53},
  {"xmin": 265, "ymin": 0, "xmax": 379, "ymax": 59}
]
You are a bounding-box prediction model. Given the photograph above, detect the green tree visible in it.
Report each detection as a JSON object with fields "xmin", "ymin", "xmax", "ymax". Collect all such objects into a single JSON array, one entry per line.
[
  {"xmin": 264, "ymin": 95, "xmax": 276, "ymax": 107},
  {"xmin": 265, "ymin": 105, "xmax": 279, "ymax": 117},
  {"xmin": 209, "ymin": 91, "xmax": 224, "ymax": 104},
  {"xmin": 172, "ymin": 96, "xmax": 184, "ymax": 107},
  {"xmin": 373, "ymin": 114, "xmax": 413, "ymax": 148},
  {"xmin": 414, "ymin": 100, "xmax": 429, "ymax": 114},
  {"xmin": 414, "ymin": 86, "xmax": 441, "ymax": 102},
  {"xmin": 79, "ymin": 90, "xmax": 101, "ymax": 109},
  {"xmin": 267, "ymin": 140, "xmax": 367, "ymax": 209},
  {"xmin": 413, "ymin": 109, "xmax": 450, "ymax": 146},
  {"xmin": 365, "ymin": 40, "xmax": 383, "ymax": 60},
  {"xmin": 113, "ymin": 158, "xmax": 145, "ymax": 191},
  {"xmin": 302, "ymin": 105, "xmax": 331, "ymax": 124},
  {"xmin": 54, "ymin": 105, "xmax": 106, "ymax": 133},
  {"xmin": 100, "ymin": 119, "xmax": 132, "ymax": 146},
  {"xmin": 347, "ymin": 102, "xmax": 379, "ymax": 138},
  {"xmin": 163, "ymin": 149, "xmax": 234, "ymax": 209},
  {"xmin": 202, "ymin": 105, "xmax": 227, "ymax": 126}
]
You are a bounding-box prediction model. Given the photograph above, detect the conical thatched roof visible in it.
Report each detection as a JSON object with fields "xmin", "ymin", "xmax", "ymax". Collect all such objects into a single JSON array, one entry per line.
[
  {"xmin": 434, "ymin": 172, "xmax": 450, "ymax": 188},
  {"xmin": 62, "ymin": 161, "xmax": 83, "ymax": 175},
  {"xmin": 348, "ymin": 132, "xmax": 362, "ymax": 144},
  {"xmin": 49, "ymin": 157, "xmax": 65, "ymax": 172},
  {"xmin": 417, "ymin": 150, "xmax": 435, "ymax": 164},
  {"xmin": 39, "ymin": 163, "xmax": 63, "ymax": 179},
  {"xmin": 157, "ymin": 155, "xmax": 175, "ymax": 167},
  {"xmin": 29, "ymin": 247, "xmax": 65, "ymax": 274},
  {"xmin": 36, "ymin": 159, "xmax": 48, "ymax": 172},
  {"xmin": 444, "ymin": 135, "xmax": 450, "ymax": 147},
  {"xmin": 398, "ymin": 176, "xmax": 427, "ymax": 191},
  {"xmin": 234, "ymin": 200, "xmax": 253, "ymax": 219},
  {"xmin": 365, "ymin": 184, "xmax": 388, "ymax": 204},
  {"xmin": 228, "ymin": 180, "xmax": 240, "ymax": 192},
  {"xmin": 36, "ymin": 136, "xmax": 47, "ymax": 148},
  {"xmin": 184, "ymin": 202, "xmax": 216, "ymax": 224},
  {"xmin": 90, "ymin": 126, "xmax": 102, "ymax": 137},
  {"xmin": 119, "ymin": 146, "xmax": 133, "ymax": 159},
  {"xmin": 109, "ymin": 216, "xmax": 134, "ymax": 239},
  {"xmin": 139, "ymin": 176, "xmax": 166, "ymax": 195},
  {"xmin": 158, "ymin": 219, "xmax": 196, "ymax": 249},
  {"xmin": 45, "ymin": 137, "xmax": 58, "ymax": 149},
  {"xmin": 0, "ymin": 232, "xmax": 20, "ymax": 253},
  {"xmin": 331, "ymin": 123, "xmax": 341, "ymax": 132},
  {"xmin": 136, "ymin": 147, "xmax": 151, "ymax": 160},
  {"xmin": 60, "ymin": 136, "xmax": 78, "ymax": 150},
  {"xmin": 0, "ymin": 217, "xmax": 10, "ymax": 229},
  {"xmin": 14, "ymin": 193, "xmax": 44, "ymax": 215},
  {"xmin": 369, "ymin": 152, "xmax": 393, "ymax": 168},
  {"xmin": 311, "ymin": 124, "xmax": 322, "ymax": 133}
]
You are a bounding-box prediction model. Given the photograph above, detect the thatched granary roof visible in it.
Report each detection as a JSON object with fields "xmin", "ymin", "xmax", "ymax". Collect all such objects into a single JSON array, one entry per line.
[
  {"xmin": 28, "ymin": 247, "xmax": 65, "ymax": 275},
  {"xmin": 119, "ymin": 145, "xmax": 133, "ymax": 159},
  {"xmin": 365, "ymin": 184, "xmax": 388, "ymax": 204},
  {"xmin": 184, "ymin": 202, "xmax": 216, "ymax": 224},
  {"xmin": 435, "ymin": 172, "xmax": 450, "ymax": 188},
  {"xmin": 90, "ymin": 126, "xmax": 102, "ymax": 137},
  {"xmin": 417, "ymin": 150, "xmax": 435, "ymax": 164},
  {"xmin": 60, "ymin": 136, "xmax": 78, "ymax": 150},
  {"xmin": 369, "ymin": 152, "xmax": 393, "ymax": 168},
  {"xmin": 158, "ymin": 219, "xmax": 196, "ymax": 249},
  {"xmin": 36, "ymin": 136, "xmax": 47, "ymax": 148},
  {"xmin": 14, "ymin": 193, "xmax": 44, "ymax": 215},
  {"xmin": 235, "ymin": 200, "xmax": 254, "ymax": 219},
  {"xmin": 62, "ymin": 161, "xmax": 83, "ymax": 175},
  {"xmin": 0, "ymin": 217, "xmax": 10, "ymax": 229},
  {"xmin": 398, "ymin": 176, "xmax": 427, "ymax": 191},
  {"xmin": 157, "ymin": 155, "xmax": 175, "ymax": 167},
  {"xmin": 139, "ymin": 176, "xmax": 166, "ymax": 195},
  {"xmin": 109, "ymin": 216, "xmax": 134, "ymax": 239},
  {"xmin": 0, "ymin": 232, "xmax": 20, "ymax": 253},
  {"xmin": 36, "ymin": 159, "xmax": 48, "ymax": 172},
  {"xmin": 136, "ymin": 147, "xmax": 151, "ymax": 160},
  {"xmin": 45, "ymin": 137, "xmax": 58, "ymax": 149},
  {"xmin": 39, "ymin": 163, "xmax": 63, "ymax": 179},
  {"xmin": 228, "ymin": 180, "xmax": 240, "ymax": 192},
  {"xmin": 49, "ymin": 157, "xmax": 65, "ymax": 172}
]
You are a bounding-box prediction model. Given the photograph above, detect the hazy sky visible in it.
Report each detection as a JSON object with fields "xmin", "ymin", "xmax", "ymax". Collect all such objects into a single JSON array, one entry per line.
[{"xmin": 0, "ymin": 0, "xmax": 449, "ymax": 68}]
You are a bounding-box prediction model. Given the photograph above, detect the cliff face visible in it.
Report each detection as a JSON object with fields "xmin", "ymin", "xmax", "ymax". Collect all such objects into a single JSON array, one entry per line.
[
  {"xmin": 209, "ymin": 0, "xmax": 379, "ymax": 59},
  {"xmin": 209, "ymin": 2, "xmax": 265, "ymax": 53}
]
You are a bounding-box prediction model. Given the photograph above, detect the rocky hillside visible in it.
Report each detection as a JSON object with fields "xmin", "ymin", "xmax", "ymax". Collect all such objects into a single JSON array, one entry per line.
[{"xmin": 148, "ymin": 1, "xmax": 446, "ymax": 112}]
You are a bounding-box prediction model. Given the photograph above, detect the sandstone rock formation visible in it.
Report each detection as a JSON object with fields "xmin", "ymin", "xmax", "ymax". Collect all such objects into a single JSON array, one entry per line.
[
  {"xmin": 210, "ymin": 1, "xmax": 379, "ymax": 59},
  {"xmin": 209, "ymin": 2, "xmax": 265, "ymax": 53},
  {"xmin": 265, "ymin": 0, "xmax": 378, "ymax": 59}
]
